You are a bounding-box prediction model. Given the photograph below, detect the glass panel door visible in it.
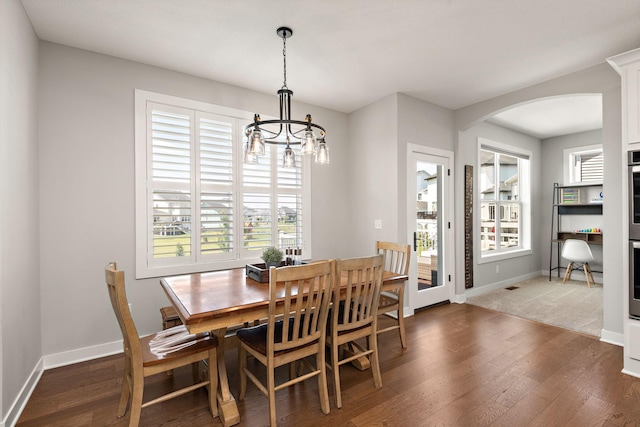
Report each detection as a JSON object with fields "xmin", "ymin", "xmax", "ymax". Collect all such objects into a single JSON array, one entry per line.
[{"xmin": 408, "ymin": 147, "xmax": 452, "ymax": 310}]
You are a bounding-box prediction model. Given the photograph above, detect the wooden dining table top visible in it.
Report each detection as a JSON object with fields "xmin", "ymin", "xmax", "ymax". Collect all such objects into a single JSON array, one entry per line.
[{"xmin": 160, "ymin": 265, "xmax": 408, "ymax": 334}]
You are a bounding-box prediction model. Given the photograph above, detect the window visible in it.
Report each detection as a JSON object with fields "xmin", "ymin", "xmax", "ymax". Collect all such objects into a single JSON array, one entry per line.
[
  {"xmin": 564, "ymin": 144, "xmax": 603, "ymax": 184},
  {"xmin": 135, "ymin": 90, "xmax": 311, "ymax": 278},
  {"xmin": 478, "ymin": 139, "xmax": 531, "ymax": 258}
]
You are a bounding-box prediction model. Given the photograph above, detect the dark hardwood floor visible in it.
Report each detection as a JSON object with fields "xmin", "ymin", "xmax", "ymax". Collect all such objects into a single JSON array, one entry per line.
[{"xmin": 16, "ymin": 303, "xmax": 640, "ymax": 426}]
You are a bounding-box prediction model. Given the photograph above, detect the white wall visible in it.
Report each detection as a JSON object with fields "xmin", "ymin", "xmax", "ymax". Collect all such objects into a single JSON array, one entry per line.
[
  {"xmin": 457, "ymin": 121, "xmax": 543, "ymax": 292},
  {"xmin": 347, "ymin": 94, "xmax": 399, "ymax": 256},
  {"xmin": 397, "ymin": 93, "xmax": 455, "ymax": 246},
  {"xmin": 454, "ymin": 63, "xmax": 623, "ymax": 340},
  {"xmin": 1, "ymin": 0, "xmax": 41, "ymax": 423},
  {"xmin": 346, "ymin": 93, "xmax": 456, "ymax": 259},
  {"xmin": 37, "ymin": 42, "xmax": 350, "ymax": 358}
]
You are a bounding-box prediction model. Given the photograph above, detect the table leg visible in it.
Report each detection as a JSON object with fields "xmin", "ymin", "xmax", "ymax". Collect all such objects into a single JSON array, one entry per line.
[
  {"xmin": 343, "ymin": 342, "xmax": 371, "ymax": 371},
  {"xmin": 213, "ymin": 328, "xmax": 240, "ymax": 426}
]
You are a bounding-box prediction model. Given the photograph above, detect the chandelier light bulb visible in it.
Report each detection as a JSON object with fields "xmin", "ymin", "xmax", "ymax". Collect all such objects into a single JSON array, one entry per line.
[
  {"xmin": 315, "ymin": 141, "xmax": 330, "ymax": 164},
  {"xmin": 283, "ymin": 145, "xmax": 296, "ymax": 168},
  {"xmin": 301, "ymin": 129, "xmax": 317, "ymax": 155},
  {"xmin": 247, "ymin": 129, "xmax": 265, "ymax": 156}
]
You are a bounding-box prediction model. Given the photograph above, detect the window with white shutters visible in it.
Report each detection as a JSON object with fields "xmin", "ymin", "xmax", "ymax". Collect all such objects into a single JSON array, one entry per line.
[
  {"xmin": 135, "ymin": 90, "xmax": 311, "ymax": 278},
  {"xmin": 564, "ymin": 144, "xmax": 603, "ymax": 185}
]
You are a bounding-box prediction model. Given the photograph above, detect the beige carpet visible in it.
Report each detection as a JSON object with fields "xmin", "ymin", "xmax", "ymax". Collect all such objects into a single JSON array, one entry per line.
[{"xmin": 466, "ymin": 276, "xmax": 603, "ymax": 337}]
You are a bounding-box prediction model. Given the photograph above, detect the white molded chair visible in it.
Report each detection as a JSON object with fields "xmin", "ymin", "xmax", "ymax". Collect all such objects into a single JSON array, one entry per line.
[{"xmin": 561, "ymin": 239, "xmax": 595, "ymax": 287}]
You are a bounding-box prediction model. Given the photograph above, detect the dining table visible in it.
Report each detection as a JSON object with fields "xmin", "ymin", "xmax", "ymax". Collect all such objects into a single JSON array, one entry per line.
[{"xmin": 160, "ymin": 264, "xmax": 408, "ymax": 427}]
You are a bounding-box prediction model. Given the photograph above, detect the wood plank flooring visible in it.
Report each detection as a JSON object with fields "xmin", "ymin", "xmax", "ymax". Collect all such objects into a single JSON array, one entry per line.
[{"xmin": 16, "ymin": 303, "xmax": 640, "ymax": 426}]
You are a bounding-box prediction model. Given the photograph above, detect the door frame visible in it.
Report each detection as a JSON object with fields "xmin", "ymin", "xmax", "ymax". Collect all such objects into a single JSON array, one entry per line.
[{"xmin": 406, "ymin": 144, "xmax": 455, "ymax": 313}]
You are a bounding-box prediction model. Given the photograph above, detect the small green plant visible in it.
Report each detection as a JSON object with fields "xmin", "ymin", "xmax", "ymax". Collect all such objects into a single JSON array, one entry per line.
[
  {"xmin": 261, "ymin": 246, "xmax": 283, "ymax": 266},
  {"xmin": 176, "ymin": 242, "xmax": 185, "ymax": 256}
]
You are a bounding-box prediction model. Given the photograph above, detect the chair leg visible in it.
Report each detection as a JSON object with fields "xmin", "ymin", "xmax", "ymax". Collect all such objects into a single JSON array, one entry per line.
[
  {"xmin": 316, "ymin": 346, "xmax": 330, "ymax": 415},
  {"xmin": 369, "ymin": 332, "xmax": 383, "ymax": 390},
  {"xmin": 331, "ymin": 340, "xmax": 343, "ymax": 408},
  {"xmin": 128, "ymin": 372, "xmax": 144, "ymax": 427},
  {"xmin": 396, "ymin": 288, "xmax": 407, "ymax": 349},
  {"xmin": 267, "ymin": 364, "xmax": 277, "ymax": 427},
  {"xmin": 584, "ymin": 263, "xmax": 594, "ymax": 288},
  {"xmin": 117, "ymin": 357, "xmax": 132, "ymax": 417},
  {"xmin": 238, "ymin": 346, "xmax": 247, "ymax": 400},
  {"xmin": 562, "ymin": 262, "xmax": 574, "ymax": 283},
  {"xmin": 207, "ymin": 348, "xmax": 219, "ymax": 417}
]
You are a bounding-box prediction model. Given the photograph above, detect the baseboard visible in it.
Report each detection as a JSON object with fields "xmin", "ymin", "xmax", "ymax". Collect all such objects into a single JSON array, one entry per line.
[
  {"xmin": 2, "ymin": 357, "xmax": 44, "ymax": 427},
  {"xmin": 451, "ymin": 294, "xmax": 466, "ymax": 304},
  {"xmin": 621, "ymin": 368, "xmax": 640, "ymax": 379},
  {"xmin": 3, "ymin": 340, "xmax": 124, "ymax": 427},
  {"xmin": 601, "ymin": 329, "xmax": 624, "ymax": 347},
  {"xmin": 464, "ymin": 271, "xmax": 541, "ymax": 298},
  {"xmin": 43, "ymin": 339, "xmax": 123, "ymax": 370}
]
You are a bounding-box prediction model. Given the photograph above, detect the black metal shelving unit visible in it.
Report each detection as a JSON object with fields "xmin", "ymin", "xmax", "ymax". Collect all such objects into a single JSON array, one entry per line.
[{"xmin": 549, "ymin": 182, "xmax": 603, "ymax": 280}]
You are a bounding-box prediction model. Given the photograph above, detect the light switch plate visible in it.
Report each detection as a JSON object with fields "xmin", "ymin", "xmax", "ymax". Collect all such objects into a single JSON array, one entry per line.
[{"xmin": 374, "ymin": 219, "xmax": 382, "ymax": 229}]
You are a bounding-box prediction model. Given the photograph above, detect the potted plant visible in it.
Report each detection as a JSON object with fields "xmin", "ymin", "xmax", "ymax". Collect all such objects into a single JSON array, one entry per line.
[{"xmin": 261, "ymin": 246, "xmax": 283, "ymax": 269}]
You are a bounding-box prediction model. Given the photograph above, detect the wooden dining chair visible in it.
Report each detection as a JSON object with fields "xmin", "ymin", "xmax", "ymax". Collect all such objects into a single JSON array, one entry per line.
[
  {"xmin": 105, "ymin": 262, "xmax": 219, "ymax": 427},
  {"xmin": 327, "ymin": 254, "xmax": 384, "ymax": 408},
  {"xmin": 375, "ymin": 241, "xmax": 410, "ymax": 348},
  {"xmin": 237, "ymin": 260, "xmax": 334, "ymax": 426}
]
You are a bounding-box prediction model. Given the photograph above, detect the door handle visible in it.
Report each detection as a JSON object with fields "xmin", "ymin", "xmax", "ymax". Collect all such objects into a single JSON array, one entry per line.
[{"xmin": 413, "ymin": 232, "xmax": 417, "ymax": 252}]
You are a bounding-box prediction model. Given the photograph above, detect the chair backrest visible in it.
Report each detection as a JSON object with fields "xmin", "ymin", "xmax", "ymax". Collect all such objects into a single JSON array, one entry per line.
[
  {"xmin": 561, "ymin": 239, "xmax": 594, "ymax": 263},
  {"xmin": 333, "ymin": 255, "xmax": 384, "ymax": 333},
  {"xmin": 376, "ymin": 241, "xmax": 410, "ymax": 275},
  {"xmin": 268, "ymin": 260, "xmax": 334, "ymax": 353},
  {"xmin": 105, "ymin": 262, "xmax": 142, "ymax": 361}
]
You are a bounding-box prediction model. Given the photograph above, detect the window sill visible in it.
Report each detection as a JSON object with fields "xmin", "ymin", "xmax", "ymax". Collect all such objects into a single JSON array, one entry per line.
[{"xmin": 478, "ymin": 248, "xmax": 532, "ymax": 264}]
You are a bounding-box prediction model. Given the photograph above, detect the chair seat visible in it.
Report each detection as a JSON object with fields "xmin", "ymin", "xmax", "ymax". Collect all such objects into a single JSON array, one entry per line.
[
  {"xmin": 378, "ymin": 293, "xmax": 399, "ymax": 309},
  {"xmin": 237, "ymin": 320, "xmax": 317, "ymax": 356},
  {"xmin": 141, "ymin": 332, "xmax": 218, "ymax": 367}
]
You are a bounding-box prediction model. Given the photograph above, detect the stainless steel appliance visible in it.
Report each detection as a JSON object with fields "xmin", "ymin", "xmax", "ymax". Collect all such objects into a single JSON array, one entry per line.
[
  {"xmin": 629, "ymin": 150, "xmax": 640, "ymax": 319},
  {"xmin": 630, "ymin": 241, "xmax": 640, "ymax": 320}
]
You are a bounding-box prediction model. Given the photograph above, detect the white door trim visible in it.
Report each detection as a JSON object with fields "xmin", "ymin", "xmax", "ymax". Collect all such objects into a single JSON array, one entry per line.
[{"xmin": 407, "ymin": 143, "xmax": 455, "ymax": 313}]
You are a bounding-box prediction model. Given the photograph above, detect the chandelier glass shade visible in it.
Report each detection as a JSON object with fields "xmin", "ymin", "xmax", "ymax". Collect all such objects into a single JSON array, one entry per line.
[{"xmin": 243, "ymin": 27, "xmax": 329, "ymax": 168}]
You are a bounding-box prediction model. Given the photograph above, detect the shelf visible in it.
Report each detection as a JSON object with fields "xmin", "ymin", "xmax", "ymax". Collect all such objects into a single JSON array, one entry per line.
[
  {"xmin": 549, "ymin": 182, "xmax": 603, "ymax": 280},
  {"xmin": 557, "ymin": 204, "xmax": 603, "ymax": 215},
  {"xmin": 555, "ymin": 231, "xmax": 603, "ymax": 244}
]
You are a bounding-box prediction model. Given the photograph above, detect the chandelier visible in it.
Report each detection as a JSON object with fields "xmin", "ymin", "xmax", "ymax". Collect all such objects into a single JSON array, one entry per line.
[{"xmin": 243, "ymin": 27, "xmax": 329, "ymax": 168}]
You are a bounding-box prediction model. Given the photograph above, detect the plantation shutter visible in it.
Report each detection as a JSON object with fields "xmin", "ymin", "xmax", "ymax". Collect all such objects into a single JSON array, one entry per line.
[
  {"xmin": 198, "ymin": 112, "xmax": 234, "ymax": 257},
  {"xmin": 276, "ymin": 145, "xmax": 303, "ymax": 250},
  {"xmin": 135, "ymin": 90, "xmax": 311, "ymax": 278},
  {"xmin": 579, "ymin": 151, "xmax": 603, "ymax": 182},
  {"xmin": 149, "ymin": 105, "xmax": 193, "ymax": 263},
  {"xmin": 242, "ymin": 148, "xmax": 272, "ymax": 252}
]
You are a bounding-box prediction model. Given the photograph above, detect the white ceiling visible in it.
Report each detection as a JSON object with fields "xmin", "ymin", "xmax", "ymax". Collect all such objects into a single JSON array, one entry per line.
[
  {"xmin": 19, "ymin": 0, "xmax": 640, "ymax": 137},
  {"xmin": 488, "ymin": 94, "xmax": 603, "ymax": 139}
]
